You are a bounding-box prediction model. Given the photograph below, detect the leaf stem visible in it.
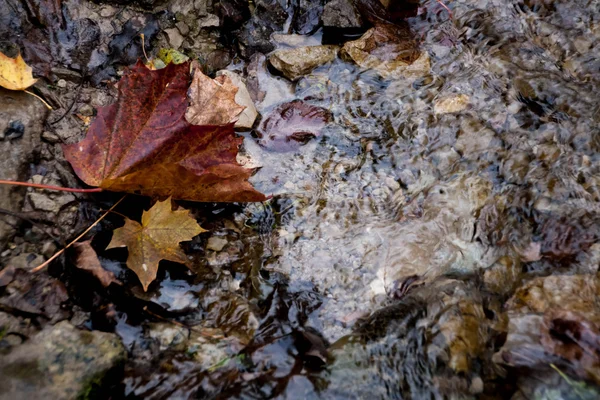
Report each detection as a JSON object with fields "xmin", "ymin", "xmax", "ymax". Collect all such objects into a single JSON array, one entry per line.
[
  {"xmin": 0, "ymin": 179, "xmax": 103, "ymax": 193},
  {"xmin": 31, "ymin": 195, "xmax": 127, "ymax": 273},
  {"xmin": 23, "ymin": 90, "xmax": 53, "ymax": 110}
]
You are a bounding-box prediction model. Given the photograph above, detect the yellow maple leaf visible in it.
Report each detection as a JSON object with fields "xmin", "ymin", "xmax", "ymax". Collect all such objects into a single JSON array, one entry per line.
[
  {"xmin": 107, "ymin": 197, "xmax": 206, "ymax": 291},
  {"xmin": 0, "ymin": 52, "xmax": 38, "ymax": 91}
]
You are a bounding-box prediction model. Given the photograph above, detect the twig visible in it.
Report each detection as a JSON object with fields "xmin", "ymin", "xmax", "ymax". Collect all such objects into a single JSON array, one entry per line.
[
  {"xmin": 23, "ymin": 90, "xmax": 53, "ymax": 110},
  {"xmin": 0, "ymin": 179, "xmax": 103, "ymax": 193},
  {"xmin": 50, "ymin": 77, "xmax": 85, "ymax": 125},
  {"xmin": 31, "ymin": 195, "xmax": 126, "ymax": 273}
]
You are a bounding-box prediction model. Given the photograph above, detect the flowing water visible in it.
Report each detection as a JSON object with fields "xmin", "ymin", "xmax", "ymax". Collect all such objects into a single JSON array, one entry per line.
[{"xmin": 62, "ymin": 0, "xmax": 600, "ymax": 397}]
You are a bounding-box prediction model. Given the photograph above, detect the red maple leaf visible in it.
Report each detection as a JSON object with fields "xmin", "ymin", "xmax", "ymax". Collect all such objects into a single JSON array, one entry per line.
[{"xmin": 63, "ymin": 61, "xmax": 266, "ymax": 202}]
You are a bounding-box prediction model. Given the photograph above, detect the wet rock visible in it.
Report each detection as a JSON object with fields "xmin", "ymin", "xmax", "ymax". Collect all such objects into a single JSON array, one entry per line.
[
  {"xmin": 203, "ymin": 294, "xmax": 259, "ymax": 343},
  {"xmin": 0, "ymin": 89, "xmax": 46, "ymax": 247},
  {"xmin": 146, "ymin": 322, "xmax": 239, "ymax": 367},
  {"xmin": 269, "ymin": 45, "xmax": 339, "ymax": 81},
  {"xmin": 341, "ymin": 24, "xmax": 427, "ymax": 79},
  {"xmin": 254, "ymin": 0, "xmax": 289, "ymax": 29},
  {"xmin": 293, "ymin": 0, "xmax": 325, "ymax": 34},
  {"xmin": 434, "ymin": 94, "xmax": 470, "ymax": 114},
  {"xmin": 495, "ymin": 274, "xmax": 600, "ymax": 384},
  {"xmin": 27, "ymin": 175, "xmax": 76, "ymax": 214},
  {"xmin": 217, "ymin": 0, "xmax": 251, "ymax": 29},
  {"xmin": 236, "ymin": 18, "xmax": 276, "ymax": 59},
  {"xmin": 216, "ymin": 70, "xmax": 258, "ymax": 129},
  {"xmin": 482, "ymin": 256, "xmax": 522, "ymax": 296},
  {"xmin": 0, "ymin": 311, "xmax": 37, "ymax": 341},
  {"xmin": 257, "ymin": 100, "xmax": 332, "ymax": 152},
  {"xmin": 323, "ymin": 0, "xmax": 363, "ymax": 29},
  {"xmin": 235, "ymin": 0, "xmax": 289, "ymax": 59},
  {"xmin": 0, "ymin": 321, "xmax": 126, "ymax": 400}
]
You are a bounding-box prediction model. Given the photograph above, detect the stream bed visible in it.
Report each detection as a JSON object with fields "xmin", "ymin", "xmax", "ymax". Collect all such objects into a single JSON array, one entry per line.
[{"xmin": 1, "ymin": 0, "xmax": 600, "ymax": 398}]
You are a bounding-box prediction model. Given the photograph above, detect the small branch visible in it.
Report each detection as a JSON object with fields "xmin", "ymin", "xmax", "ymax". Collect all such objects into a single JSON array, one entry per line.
[
  {"xmin": 31, "ymin": 195, "xmax": 126, "ymax": 273},
  {"xmin": 0, "ymin": 179, "xmax": 103, "ymax": 193}
]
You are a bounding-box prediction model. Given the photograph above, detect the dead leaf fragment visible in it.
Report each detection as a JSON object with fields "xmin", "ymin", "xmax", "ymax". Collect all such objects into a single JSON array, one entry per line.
[
  {"xmin": 107, "ymin": 198, "xmax": 206, "ymax": 291},
  {"xmin": 341, "ymin": 24, "xmax": 428, "ymax": 79},
  {"xmin": 73, "ymin": 240, "xmax": 121, "ymax": 287},
  {"xmin": 185, "ymin": 62, "xmax": 246, "ymax": 125},
  {"xmin": 0, "ymin": 52, "xmax": 38, "ymax": 90},
  {"xmin": 63, "ymin": 61, "xmax": 266, "ymax": 202}
]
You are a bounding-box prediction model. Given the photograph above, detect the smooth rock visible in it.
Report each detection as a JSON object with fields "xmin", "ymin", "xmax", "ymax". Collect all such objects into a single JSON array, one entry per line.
[
  {"xmin": 164, "ymin": 28, "xmax": 185, "ymax": 49},
  {"xmin": 323, "ymin": 0, "xmax": 363, "ymax": 28},
  {"xmin": 269, "ymin": 45, "xmax": 338, "ymax": 81},
  {"xmin": 28, "ymin": 191, "xmax": 75, "ymax": 214},
  {"xmin": 0, "ymin": 89, "xmax": 46, "ymax": 247},
  {"xmin": 206, "ymin": 236, "xmax": 228, "ymax": 252},
  {"xmin": 216, "ymin": 70, "xmax": 258, "ymax": 129},
  {"xmin": 433, "ymin": 94, "xmax": 470, "ymax": 114},
  {"xmin": 0, "ymin": 321, "xmax": 126, "ymax": 400}
]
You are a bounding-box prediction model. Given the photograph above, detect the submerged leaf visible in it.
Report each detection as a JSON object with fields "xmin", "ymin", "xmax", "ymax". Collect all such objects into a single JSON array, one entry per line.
[
  {"xmin": 185, "ymin": 62, "xmax": 246, "ymax": 125},
  {"xmin": 0, "ymin": 52, "xmax": 38, "ymax": 91},
  {"xmin": 63, "ymin": 61, "xmax": 266, "ymax": 202},
  {"xmin": 341, "ymin": 24, "xmax": 428, "ymax": 79},
  {"xmin": 107, "ymin": 198, "xmax": 206, "ymax": 291},
  {"xmin": 73, "ymin": 240, "xmax": 121, "ymax": 287},
  {"xmin": 257, "ymin": 100, "xmax": 332, "ymax": 152}
]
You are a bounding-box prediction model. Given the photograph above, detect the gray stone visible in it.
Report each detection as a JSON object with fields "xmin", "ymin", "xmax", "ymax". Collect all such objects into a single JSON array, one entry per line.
[
  {"xmin": 6, "ymin": 253, "xmax": 45, "ymax": 271},
  {"xmin": 322, "ymin": 0, "xmax": 363, "ymax": 29},
  {"xmin": 0, "ymin": 321, "xmax": 126, "ymax": 400},
  {"xmin": 78, "ymin": 104, "xmax": 94, "ymax": 117},
  {"xmin": 41, "ymin": 131, "xmax": 60, "ymax": 144},
  {"xmin": 164, "ymin": 28, "xmax": 185, "ymax": 49},
  {"xmin": 28, "ymin": 192, "xmax": 76, "ymax": 214},
  {"xmin": 198, "ymin": 14, "xmax": 220, "ymax": 28},
  {"xmin": 0, "ymin": 89, "xmax": 47, "ymax": 247},
  {"xmin": 269, "ymin": 45, "xmax": 338, "ymax": 81}
]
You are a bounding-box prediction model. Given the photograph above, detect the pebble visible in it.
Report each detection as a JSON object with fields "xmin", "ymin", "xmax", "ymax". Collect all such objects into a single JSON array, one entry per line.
[
  {"xmin": 206, "ymin": 236, "xmax": 228, "ymax": 252},
  {"xmin": 41, "ymin": 131, "xmax": 60, "ymax": 144},
  {"xmin": 56, "ymin": 79, "xmax": 67, "ymax": 88}
]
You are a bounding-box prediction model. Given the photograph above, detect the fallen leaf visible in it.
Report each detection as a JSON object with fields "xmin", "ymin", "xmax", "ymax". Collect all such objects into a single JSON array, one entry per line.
[
  {"xmin": 63, "ymin": 61, "xmax": 266, "ymax": 202},
  {"xmin": 0, "ymin": 52, "xmax": 38, "ymax": 90},
  {"xmin": 72, "ymin": 240, "xmax": 121, "ymax": 287},
  {"xmin": 185, "ymin": 62, "xmax": 246, "ymax": 125},
  {"xmin": 158, "ymin": 48, "xmax": 190, "ymax": 65},
  {"xmin": 107, "ymin": 198, "xmax": 206, "ymax": 291},
  {"xmin": 257, "ymin": 100, "xmax": 332, "ymax": 152}
]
